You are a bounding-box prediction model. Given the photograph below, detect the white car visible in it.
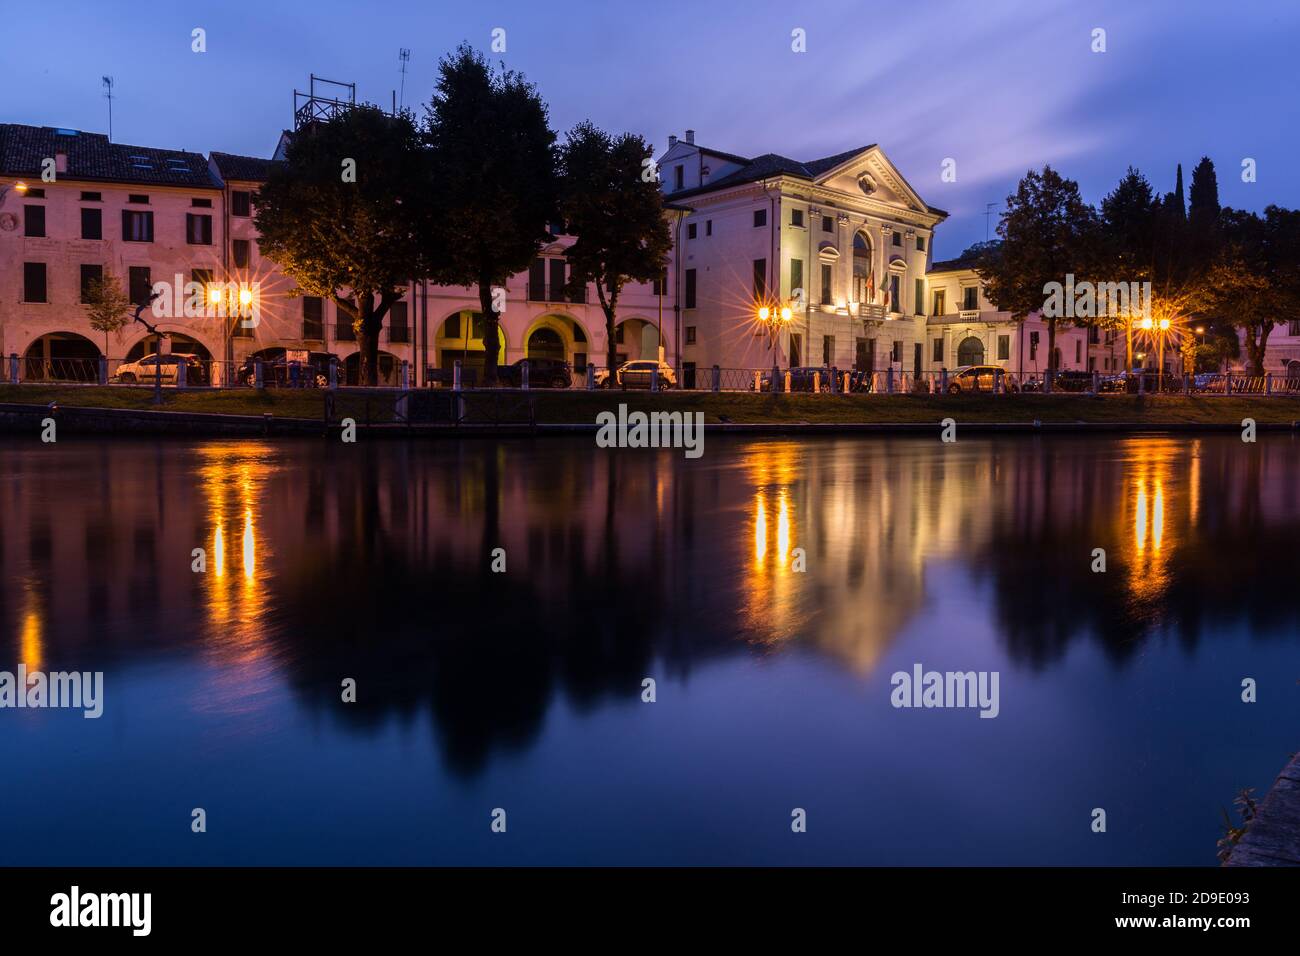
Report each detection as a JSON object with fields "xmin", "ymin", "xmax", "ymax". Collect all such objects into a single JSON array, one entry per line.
[
  {"xmin": 112, "ymin": 353, "xmax": 205, "ymax": 385},
  {"xmin": 595, "ymin": 359, "xmax": 677, "ymax": 390}
]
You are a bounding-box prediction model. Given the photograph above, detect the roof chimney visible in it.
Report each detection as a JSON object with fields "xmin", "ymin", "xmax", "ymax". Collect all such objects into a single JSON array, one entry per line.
[
  {"xmin": 668, "ymin": 134, "xmax": 677, "ymax": 148},
  {"xmin": 685, "ymin": 129, "xmax": 695, "ymax": 144}
]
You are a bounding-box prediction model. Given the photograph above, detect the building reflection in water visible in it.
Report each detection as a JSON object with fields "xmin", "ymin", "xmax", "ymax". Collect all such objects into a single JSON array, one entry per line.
[{"xmin": 2, "ymin": 434, "xmax": 1298, "ymax": 770}]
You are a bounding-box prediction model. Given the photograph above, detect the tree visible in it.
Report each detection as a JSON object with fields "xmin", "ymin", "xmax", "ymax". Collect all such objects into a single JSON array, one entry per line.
[
  {"xmin": 255, "ymin": 106, "xmax": 429, "ymax": 385},
  {"xmin": 83, "ymin": 271, "xmax": 132, "ymax": 358},
  {"xmin": 424, "ymin": 44, "xmax": 558, "ymax": 385},
  {"xmin": 977, "ymin": 166, "xmax": 1097, "ymax": 379},
  {"xmin": 1203, "ymin": 206, "xmax": 1300, "ymax": 376},
  {"xmin": 558, "ymin": 121, "xmax": 672, "ymax": 370},
  {"xmin": 1187, "ymin": 156, "xmax": 1221, "ymax": 272}
]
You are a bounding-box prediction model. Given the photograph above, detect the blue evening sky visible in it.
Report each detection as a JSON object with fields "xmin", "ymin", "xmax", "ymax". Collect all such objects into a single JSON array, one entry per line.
[{"xmin": 4, "ymin": 0, "xmax": 1296, "ymax": 258}]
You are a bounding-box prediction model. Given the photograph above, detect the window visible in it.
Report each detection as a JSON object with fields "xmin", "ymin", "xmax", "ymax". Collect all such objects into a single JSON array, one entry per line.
[
  {"xmin": 80, "ymin": 191, "xmax": 102, "ymax": 202},
  {"xmin": 1029, "ymin": 331, "xmax": 1040, "ymax": 360},
  {"xmin": 24, "ymin": 205, "xmax": 46, "ymax": 237},
  {"xmin": 1075, "ymin": 340, "xmax": 1082, "ymax": 364},
  {"xmin": 706, "ymin": 219, "xmax": 712, "ymax": 236},
  {"xmin": 191, "ymin": 269, "xmax": 213, "ymax": 307},
  {"xmin": 24, "ymin": 262, "xmax": 47, "ymax": 303},
  {"xmin": 914, "ymin": 278, "xmax": 925, "ymax": 316},
  {"xmin": 685, "ymin": 326, "xmax": 696, "ymax": 345},
  {"xmin": 791, "ymin": 209, "xmax": 804, "ymax": 228},
  {"xmin": 820, "ymin": 263, "xmax": 833, "ymax": 306},
  {"xmin": 998, "ymin": 335, "xmax": 1010, "ymax": 361},
  {"xmin": 687, "ymin": 222, "xmax": 697, "ymax": 240},
  {"xmin": 889, "ymin": 275, "xmax": 900, "ymax": 313},
  {"xmin": 389, "ymin": 301, "xmax": 409, "ymax": 343},
  {"xmin": 752, "ymin": 258, "xmax": 767, "ymax": 300},
  {"xmin": 1289, "ymin": 320, "xmax": 1300, "ymax": 336},
  {"xmin": 1088, "ymin": 326, "xmax": 1100, "ymax": 344},
  {"xmin": 821, "ymin": 215, "xmax": 833, "ymax": 233},
  {"xmin": 962, "ymin": 286, "xmax": 978, "ymax": 310},
  {"xmin": 231, "ymin": 191, "xmax": 252, "ymax": 217},
  {"xmin": 933, "ymin": 338, "xmax": 943, "ymax": 363},
  {"xmin": 191, "ymin": 197, "xmax": 213, "ymax": 208},
  {"xmin": 651, "ymin": 269, "xmax": 667, "ymax": 296},
  {"xmin": 753, "ymin": 209, "xmax": 766, "ymax": 228},
  {"xmin": 892, "ymin": 340, "xmax": 902, "ymax": 363},
  {"xmin": 80, "ymin": 264, "xmax": 103, "ymax": 303},
  {"xmin": 232, "ymin": 239, "xmax": 250, "ymax": 268},
  {"xmin": 822, "ymin": 335, "xmax": 834, "ymax": 366},
  {"xmin": 128, "ymin": 266, "xmax": 152, "ymax": 306},
  {"xmin": 685, "ymin": 269, "xmax": 697, "ymax": 309},
  {"xmin": 81, "ymin": 208, "xmax": 102, "ymax": 240},
  {"xmin": 916, "ymin": 235, "xmax": 926, "ymax": 252},
  {"xmin": 615, "ymin": 325, "xmax": 624, "ymax": 345},
  {"xmin": 336, "ymin": 310, "xmax": 356, "ymax": 341},
  {"xmin": 127, "ymin": 194, "xmax": 149, "ymax": 204},
  {"xmin": 122, "ymin": 209, "xmax": 154, "ymax": 242},
  {"xmin": 790, "ymin": 259, "xmax": 803, "ymax": 302},
  {"xmin": 892, "ymin": 231, "xmax": 901, "ymax": 247},
  {"xmin": 303, "ymin": 297, "xmax": 324, "ymax": 339},
  {"xmin": 932, "ymin": 290, "xmax": 946, "ymax": 316},
  {"xmin": 186, "ymin": 213, "xmax": 212, "ymax": 245},
  {"xmin": 24, "ymin": 188, "xmax": 46, "ymax": 198}
]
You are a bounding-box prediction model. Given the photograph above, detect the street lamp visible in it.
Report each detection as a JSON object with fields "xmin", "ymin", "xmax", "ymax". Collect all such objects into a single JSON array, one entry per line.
[
  {"xmin": 1156, "ymin": 317, "xmax": 1171, "ymax": 391},
  {"xmin": 757, "ymin": 302, "xmax": 793, "ymax": 392}
]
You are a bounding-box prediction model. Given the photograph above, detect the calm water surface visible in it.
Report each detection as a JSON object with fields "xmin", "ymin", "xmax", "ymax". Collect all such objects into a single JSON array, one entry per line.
[{"xmin": 2, "ymin": 434, "xmax": 1298, "ymax": 865}]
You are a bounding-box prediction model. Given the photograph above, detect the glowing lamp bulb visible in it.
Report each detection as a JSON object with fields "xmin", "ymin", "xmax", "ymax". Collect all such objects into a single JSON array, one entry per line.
[
  {"xmin": 239, "ymin": 288, "xmax": 253, "ymax": 306},
  {"xmin": 1158, "ymin": 318, "xmax": 1170, "ymax": 331},
  {"xmin": 780, "ymin": 307, "xmax": 792, "ymax": 322},
  {"xmin": 758, "ymin": 306, "xmax": 771, "ymax": 321},
  {"xmin": 1140, "ymin": 317, "xmax": 1154, "ymax": 331}
]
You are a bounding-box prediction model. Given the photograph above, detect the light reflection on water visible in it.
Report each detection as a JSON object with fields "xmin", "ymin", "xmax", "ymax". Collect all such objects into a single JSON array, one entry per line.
[{"xmin": 1, "ymin": 434, "xmax": 1298, "ymax": 865}]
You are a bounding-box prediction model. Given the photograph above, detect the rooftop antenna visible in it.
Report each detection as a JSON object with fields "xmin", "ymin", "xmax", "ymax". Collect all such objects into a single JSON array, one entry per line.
[
  {"xmin": 102, "ymin": 76, "xmax": 114, "ymax": 140},
  {"xmin": 398, "ymin": 48, "xmax": 411, "ymax": 111},
  {"xmin": 984, "ymin": 202, "xmax": 996, "ymax": 241}
]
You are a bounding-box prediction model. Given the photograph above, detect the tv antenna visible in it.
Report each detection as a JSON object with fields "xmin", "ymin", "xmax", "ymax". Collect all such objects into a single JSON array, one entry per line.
[
  {"xmin": 984, "ymin": 202, "xmax": 995, "ymax": 241},
  {"xmin": 398, "ymin": 49, "xmax": 411, "ymax": 111},
  {"xmin": 102, "ymin": 76, "xmax": 115, "ymax": 140}
]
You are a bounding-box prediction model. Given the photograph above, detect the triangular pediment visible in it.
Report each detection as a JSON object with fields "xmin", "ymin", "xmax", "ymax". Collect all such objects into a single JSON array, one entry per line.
[{"xmin": 815, "ymin": 147, "xmax": 929, "ymax": 214}]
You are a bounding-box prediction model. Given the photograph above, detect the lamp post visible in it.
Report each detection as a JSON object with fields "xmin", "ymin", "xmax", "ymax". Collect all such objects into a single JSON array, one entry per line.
[
  {"xmin": 1156, "ymin": 317, "xmax": 1170, "ymax": 391},
  {"xmin": 757, "ymin": 301, "xmax": 793, "ymax": 393}
]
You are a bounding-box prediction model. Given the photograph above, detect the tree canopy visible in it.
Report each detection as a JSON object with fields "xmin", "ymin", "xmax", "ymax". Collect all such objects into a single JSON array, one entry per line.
[
  {"xmin": 559, "ymin": 121, "xmax": 672, "ymax": 369},
  {"xmin": 424, "ymin": 44, "xmax": 558, "ymax": 384},
  {"xmin": 255, "ymin": 105, "xmax": 429, "ymax": 385}
]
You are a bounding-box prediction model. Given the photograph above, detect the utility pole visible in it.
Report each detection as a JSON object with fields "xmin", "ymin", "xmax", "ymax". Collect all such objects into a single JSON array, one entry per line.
[
  {"xmin": 984, "ymin": 202, "xmax": 995, "ymax": 242},
  {"xmin": 102, "ymin": 76, "xmax": 114, "ymax": 140}
]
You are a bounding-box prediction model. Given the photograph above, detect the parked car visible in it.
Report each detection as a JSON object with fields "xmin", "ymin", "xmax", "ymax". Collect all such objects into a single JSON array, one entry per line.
[
  {"xmin": 946, "ymin": 365, "xmax": 1018, "ymax": 393},
  {"xmin": 497, "ymin": 357, "xmax": 572, "ymax": 388},
  {"xmin": 594, "ymin": 359, "xmax": 676, "ymax": 390},
  {"xmin": 1019, "ymin": 370, "xmax": 1094, "ymax": 393},
  {"xmin": 237, "ymin": 350, "xmax": 336, "ymax": 387},
  {"xmin": 112, "ymin": 352, "xmax": 207, "ymax": 385}
]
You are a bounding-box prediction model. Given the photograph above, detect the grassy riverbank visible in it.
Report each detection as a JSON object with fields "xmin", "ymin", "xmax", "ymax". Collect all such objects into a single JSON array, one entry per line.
[{"xmin": 3, "ymin": 384, "xmax": 1299, "ymax": 426}]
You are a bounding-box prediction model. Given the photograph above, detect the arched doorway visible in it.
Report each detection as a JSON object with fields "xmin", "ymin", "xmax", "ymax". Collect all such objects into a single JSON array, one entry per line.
[
  {"xmin": 23, "ymin": 332, "xmax": 100, "ymax": 382},
  {"xmin": 435, "ymin": 311, "xmax": 507, "ymax": 378},
  {"xmin": 613, "ymin": 318, "xmax": 661, "ymax": 363},
  {"xmin": 526, "ymin": 327, "xmax": 565, "ymax": 362},
  {"xmin": 852, "ymin": 232, "xmax": 874, "ymax": 305},
  {"xmin": 957, "ymin": 336, "xmax": 984, "ymax": 366},
  {"xmin": 344, "ymin": 351, "xmax": 400, "ymax": 386}
]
